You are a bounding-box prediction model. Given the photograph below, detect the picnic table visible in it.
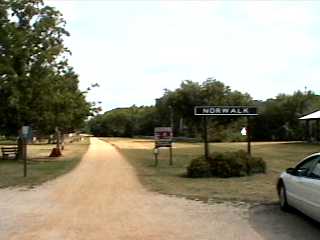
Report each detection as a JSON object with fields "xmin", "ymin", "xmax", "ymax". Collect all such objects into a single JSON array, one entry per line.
[{"xmin": 1, "ymin": 146, "xmax": 19, "ymax": 160}]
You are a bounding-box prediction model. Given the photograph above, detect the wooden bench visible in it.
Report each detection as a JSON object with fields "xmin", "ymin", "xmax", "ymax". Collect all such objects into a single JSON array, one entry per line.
[{"xmin": 1, "ymin": 147, "xmax": 19, "ymax": 160}]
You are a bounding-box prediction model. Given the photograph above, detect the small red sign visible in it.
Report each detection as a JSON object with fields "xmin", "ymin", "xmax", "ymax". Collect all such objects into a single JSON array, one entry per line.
[{"xmin": 154, "ymin": 127, "xmax": 173, "ymax": 147}]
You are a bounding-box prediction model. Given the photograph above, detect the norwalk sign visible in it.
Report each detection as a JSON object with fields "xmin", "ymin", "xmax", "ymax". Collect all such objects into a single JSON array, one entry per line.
[
  {"xmin": 194, "ymin": 105, "xmax": 259, "ymax": 161},
  {"xmin": 194, "ymin": 106, "xmax": 258, "ymax": 116}
]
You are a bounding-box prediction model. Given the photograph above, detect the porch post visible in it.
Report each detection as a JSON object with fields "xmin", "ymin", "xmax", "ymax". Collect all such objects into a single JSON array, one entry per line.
[{"xmin": 306, "ymin": 120, "xmax": 310, "ymax": 142}]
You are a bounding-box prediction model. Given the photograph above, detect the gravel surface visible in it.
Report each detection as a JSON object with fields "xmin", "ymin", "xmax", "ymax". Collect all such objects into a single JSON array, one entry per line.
[{"xmin": 0, "ymin": 138, "xmax": 318, "ymax": 239}]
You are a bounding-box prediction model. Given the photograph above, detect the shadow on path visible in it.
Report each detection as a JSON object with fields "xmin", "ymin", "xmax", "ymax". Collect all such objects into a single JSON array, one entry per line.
[{"xmin": 249, "ymin": 204, "xmax": 320, "ymax": 240}]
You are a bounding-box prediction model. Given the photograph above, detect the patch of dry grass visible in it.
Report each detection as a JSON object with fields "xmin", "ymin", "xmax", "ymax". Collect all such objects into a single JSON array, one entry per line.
[
  {"xmin": 0, "ymin": 138, "xmax": 90, "ymax": 188},
  {"xmin": 104, "ymin": 138, "xmax": 320, "ymax": 204}
]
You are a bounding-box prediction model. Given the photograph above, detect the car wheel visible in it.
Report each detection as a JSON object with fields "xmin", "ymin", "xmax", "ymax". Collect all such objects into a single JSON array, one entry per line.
[{"xmin": 279, "ymin": 183, "xmax": 290, "ymax": 211}]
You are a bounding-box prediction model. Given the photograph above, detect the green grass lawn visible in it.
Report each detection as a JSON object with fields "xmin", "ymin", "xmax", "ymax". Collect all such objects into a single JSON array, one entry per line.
[
  {"xmin": 0, "ymin": 138, "xmax": 90, "ymax": 188},
  {"xmin": 0, "ymin": 140, "xmax": 18, "ymax": 145},
  {"xmin": 104, "ymin": 138, "xmax": 320, "ymax": 204}
]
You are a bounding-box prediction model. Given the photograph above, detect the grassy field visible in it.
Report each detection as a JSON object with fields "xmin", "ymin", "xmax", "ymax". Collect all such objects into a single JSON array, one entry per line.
[
  {"xmin": 104, "ymin": 138, "xmax": 320, "ymax": 204},
  {"xmin": 0, "ymin": 140, "xmax": 18, "ymax": 145},
  {"xmin": 0, "ymin": 138, "xmax": 90, "ymax": 188}
]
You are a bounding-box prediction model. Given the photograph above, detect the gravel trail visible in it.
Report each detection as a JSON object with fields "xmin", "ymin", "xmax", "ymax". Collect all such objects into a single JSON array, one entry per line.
[{"xmin": 0, "ymin": 138, "xmax": 263, "ymax": 240}]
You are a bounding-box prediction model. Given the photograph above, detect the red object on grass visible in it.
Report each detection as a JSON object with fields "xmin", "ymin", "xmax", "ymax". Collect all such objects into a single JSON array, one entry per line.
[{"xmin": 49, "ymin": 148, "xmax": 62, "ymax": 157}]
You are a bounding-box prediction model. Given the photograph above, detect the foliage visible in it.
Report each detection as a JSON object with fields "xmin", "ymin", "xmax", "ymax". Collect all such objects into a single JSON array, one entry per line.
[
  {"xmin": 187, "ymin": 150, "xmax": 266, "ymax": 178},
  {"xmin": 88, "ymin": 106, "xmax": 156, "ymax": 137},
  {"xmin": 156, "ymin": 78, "xmax": 253, "ymax": 138},
  {"xmin": 0, "ymin": 0, "xmax": 91, "ymax": 135},
  {"xmin": 252, "ymin": 91, "xmax": 320, "ymax": 141},
  {"xmin": 186, "ymin": 157, "xmax": 212, "ymax": 178}
]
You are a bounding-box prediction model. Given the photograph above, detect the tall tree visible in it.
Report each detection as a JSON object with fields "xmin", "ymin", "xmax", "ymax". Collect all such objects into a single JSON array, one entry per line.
[
  {"xmin": 0, "ymin": 0, "xmax": 90, "ymax": 135},
  {"xmin": 156, "ymin": 78, "xmax": 252, "ymax": 139}
]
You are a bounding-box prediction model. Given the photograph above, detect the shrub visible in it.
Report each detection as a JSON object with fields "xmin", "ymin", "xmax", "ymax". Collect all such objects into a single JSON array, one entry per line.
[
  {"xmin": 187, "ymin": 157, "xmax": 212, "ymax": 178},
  {"xmin": 248, "ymin": 155, "xmax": 266, "ymax": 174},
  {"xmin": 187, "ymin": 150, "xmax": 266, "ymax": 178}
]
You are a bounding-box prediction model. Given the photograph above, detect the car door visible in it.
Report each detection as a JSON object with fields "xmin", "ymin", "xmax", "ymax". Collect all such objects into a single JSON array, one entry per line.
[
  {"xmin": 284, "ymin": 156, "xmax": 319, "ymax": 210},
  {"xmin": 298, "ymin": 158, "xmax": 320, "ymax": 222}
]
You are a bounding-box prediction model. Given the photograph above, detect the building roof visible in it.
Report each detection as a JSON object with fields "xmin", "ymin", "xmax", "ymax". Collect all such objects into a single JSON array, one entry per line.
[{"xmin": 299, "ymin": 110, "xmax": 320, "ymax": 120}]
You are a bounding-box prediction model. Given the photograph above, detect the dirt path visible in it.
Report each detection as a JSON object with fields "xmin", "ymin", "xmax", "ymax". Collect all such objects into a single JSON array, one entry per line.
[{"xmin": 0, "ymin": 138, "xmax": 264, "ymax": 239}]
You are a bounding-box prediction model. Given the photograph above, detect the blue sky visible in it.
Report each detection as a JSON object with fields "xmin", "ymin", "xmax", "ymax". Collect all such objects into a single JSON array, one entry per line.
[{"xmin": 48, "ymin": 0, "xmax": 320, "ymax": 110}]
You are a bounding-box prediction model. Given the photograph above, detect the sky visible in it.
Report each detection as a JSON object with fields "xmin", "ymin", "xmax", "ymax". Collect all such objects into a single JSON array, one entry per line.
[{"xmin": 47, "ymin": 0, "xmax": 320, "ymax": 111}]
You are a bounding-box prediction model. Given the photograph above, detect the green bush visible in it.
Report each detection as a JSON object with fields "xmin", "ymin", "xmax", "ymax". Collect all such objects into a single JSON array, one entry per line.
[
  {"xmin": 187, "ymin": 150, "xmax": 266, "ymax": 178},
  {"xmin": 187, "ymin": 157, "xmax": 212, "ymax": 178}
]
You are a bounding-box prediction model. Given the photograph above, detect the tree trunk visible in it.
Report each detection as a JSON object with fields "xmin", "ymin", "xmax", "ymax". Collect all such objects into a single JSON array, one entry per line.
[
  {"xmin": 56, "ymin": 127, "xmax": 61, "ymax": 150},
  {"xmin": 49, "ymin": 127, "xmax": 62, "ymax": 157},
  {"xmin": 61, "ymin": 133, "xmax": 65, "ymax": 150}
]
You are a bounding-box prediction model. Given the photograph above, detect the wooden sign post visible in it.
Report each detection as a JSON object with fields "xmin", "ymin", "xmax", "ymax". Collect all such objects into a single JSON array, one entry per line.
[
  {"xmin": 247, "ymin": 117, "xmax": 251, "ymax": 156},
  {"xmin": 21, "ymin": 126, "xmax": 32, "ymax": 177},
  {"xmin": 194, "ymin": 106, "xmax": 258, "ymax": 157},
  {"xmin": 203, "ymin": 116, "xmax": 209, "ymax": 159},
  {"xmin": 154, "ymin": 127, "xmax": 173, "ymax": 166},
  {"xmin": 23, "ymin": 137, "xmax": 27, "ymax": 177},
  {"xmin": 154, "ymin": 148, "xmax": 159, "ymax": 166}
]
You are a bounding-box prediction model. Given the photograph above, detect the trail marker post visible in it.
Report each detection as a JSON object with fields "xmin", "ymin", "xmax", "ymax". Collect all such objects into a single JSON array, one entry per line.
[{"xmin": 21, "ymin": 126, "xmax": 32, "ymax": 177}]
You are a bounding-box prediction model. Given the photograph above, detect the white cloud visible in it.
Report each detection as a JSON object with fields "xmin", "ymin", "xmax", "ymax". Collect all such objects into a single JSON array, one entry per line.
[{"xmin": 244, "ymin": 1, "xmax": 316, "ymax": 27}]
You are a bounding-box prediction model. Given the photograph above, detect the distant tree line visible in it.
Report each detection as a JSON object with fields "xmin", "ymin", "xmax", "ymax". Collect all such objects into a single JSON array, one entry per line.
[
  {"xmin": 252, "ymin": 91, "xmax": 320, "ymax": 140},
  {"xmin": 89, "ymin": 78, "xmax": 320, "ymax": 141},
  {"xmin": 89, "ymin": 106, "xmax": 156, "ymax": 137},
  {"xmin": 0, "ymin": 0, "xmax": 91, "ymax": 136}
]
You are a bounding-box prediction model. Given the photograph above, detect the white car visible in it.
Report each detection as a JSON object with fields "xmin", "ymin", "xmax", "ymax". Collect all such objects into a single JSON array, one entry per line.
[{"xmin": 277, "ymin": 153, "xmax": 320, "ymax": 222}]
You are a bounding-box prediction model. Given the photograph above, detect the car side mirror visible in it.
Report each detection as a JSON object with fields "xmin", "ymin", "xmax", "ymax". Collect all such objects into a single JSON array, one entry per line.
[{"xmin": 286, "ymin": 168, "xmax": 296, "ymax": 175}]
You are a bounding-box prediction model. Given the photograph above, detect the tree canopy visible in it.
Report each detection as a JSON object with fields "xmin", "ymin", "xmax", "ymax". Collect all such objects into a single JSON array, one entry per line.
[
  {"xmin": 88, "ymin": 106, "xmax": 156, "ymax": 137},
  {"xmin": 252, "ymin": 91, "xmax": 320, "ymax": 140},
  {"xmin": 0, "ymin": 0, "xmax": 91, "ymax": 135}
]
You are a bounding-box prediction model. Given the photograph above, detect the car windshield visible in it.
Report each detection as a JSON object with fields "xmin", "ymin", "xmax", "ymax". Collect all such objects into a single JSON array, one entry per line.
[
  {"xmin": 310, "ymin": 162, "xmax": 320, "ymax": 178},
  {"xmin": 296, "ymin": 156, "xmax": 319, "ymax": 169}
]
